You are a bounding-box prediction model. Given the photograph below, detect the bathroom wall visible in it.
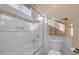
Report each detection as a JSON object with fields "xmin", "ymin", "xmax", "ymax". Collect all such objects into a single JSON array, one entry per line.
[
  {"xmin": 59, "ymin": 18, "xmax": 72, "ymax": 55},
  {"xmin": 0, "ymin": 15, "xmax": 44, "ymax": 55},
  {"xmin": 0, "ymin": 17, "xmax": 35, "ymax": 55},
  {"xmin": 0, "ymin": 32, "xmax": 34, "ymax": 55},
  {"xmin": 71, "ymin": 10, "xmax": 79, "ymax": 49},
  {"xmin": 61, "ymin": 5, "xmax": 79, "ymax": 54},
  {"xmin": 43, "ymin": 24, "xmax": 66, "ymax": 55},
  {"xmin": 35, "ymin": 23, "xmax": 66, "ymax": 55}
]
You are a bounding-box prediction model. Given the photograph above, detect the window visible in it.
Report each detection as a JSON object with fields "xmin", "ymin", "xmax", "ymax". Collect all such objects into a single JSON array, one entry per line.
[
  {"xmin": 48, "ymin": 18, "xmax": 66, "ymax": 36},
  {"xmin": 55, "ymin": 22, "xmax": 65, "ymax": 32},
  {"xmin": 8, "ymin": 4, "xmax": 31, "ymax": 16},
  {"xmin": 8, "ymin": 4, "xmax": 20, "ymax": 11}
]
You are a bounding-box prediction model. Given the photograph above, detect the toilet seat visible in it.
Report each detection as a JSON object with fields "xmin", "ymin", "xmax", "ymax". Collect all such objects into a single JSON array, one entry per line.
[{"xmin": 48, "ymin": 50, "xmax": 61, "ymax": 55}]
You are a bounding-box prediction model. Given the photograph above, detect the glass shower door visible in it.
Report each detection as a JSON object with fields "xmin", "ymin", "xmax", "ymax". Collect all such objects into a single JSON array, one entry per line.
[
  {"xmin": 32, "ymin": 13, "xmax": 44, "ymax": 55},
  {"xmin": 0, "ymin": 13, "xmax": 34, "ymax": 55}
]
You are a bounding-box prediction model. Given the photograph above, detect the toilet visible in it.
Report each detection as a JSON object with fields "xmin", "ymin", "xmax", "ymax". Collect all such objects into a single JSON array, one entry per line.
[
  {"xmin": 48, "ymin": 40, "xmax": 63, "ymax": 55},
  {"xmin": 48, "ymin": 50, "xmax": 61, "ymax": 55}
]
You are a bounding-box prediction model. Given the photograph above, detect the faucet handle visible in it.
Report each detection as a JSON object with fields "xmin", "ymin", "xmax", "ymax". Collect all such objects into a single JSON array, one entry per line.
[
  {"xmin": 73, "ymin": 48, "xmax": 79, "ymax": 54},
  {"xmin": 75, "ymin": 48, "xmax": 79, "ymax": 51}
]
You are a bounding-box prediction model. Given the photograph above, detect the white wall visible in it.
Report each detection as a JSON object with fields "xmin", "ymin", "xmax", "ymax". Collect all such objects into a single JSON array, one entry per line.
[
  {"xmin": 61, "ymin": 37, "xmax": 72, "ymax": 55},
  {"xmin": 60, "ymin": 19, "xmax": 72, "ymax": 55},
  {"xmin": 0, "ymin": 32, "xmax": 34, "ymax": 55},
  {"xmin": 0, "ymin": 17, "xmax": 35, "ymax": 55}
]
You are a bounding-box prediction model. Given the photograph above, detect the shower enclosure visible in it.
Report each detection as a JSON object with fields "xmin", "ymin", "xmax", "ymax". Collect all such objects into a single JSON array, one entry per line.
[
  {"xmin": 0, "ymin": 4, "xmax": 67, "ymax": 55},
  {"xmin": 0, "ymin": 4, "xmax": 44, "ymax": 55}
]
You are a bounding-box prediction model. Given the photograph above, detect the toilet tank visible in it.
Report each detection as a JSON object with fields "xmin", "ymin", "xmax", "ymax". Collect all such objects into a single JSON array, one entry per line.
[{"xmin": 49, "ymin": 40, "xmax": 63, "ymax": 51}]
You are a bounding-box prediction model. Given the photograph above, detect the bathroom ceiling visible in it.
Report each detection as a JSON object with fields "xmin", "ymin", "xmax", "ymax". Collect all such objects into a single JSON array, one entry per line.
[
  {"xmin": 31, "ymin": 4, "xmax": 79, "ymax": 19},
  {"xmin": 31, "ymin": 4, "xmax": 56, "ymax": 18},
  {"xmin": 31, "ymin": 4, "xmax": 55, "ymax": 15}
]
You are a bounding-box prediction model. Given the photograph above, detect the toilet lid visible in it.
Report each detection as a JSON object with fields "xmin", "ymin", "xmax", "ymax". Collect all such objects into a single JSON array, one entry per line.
[{"xmin": 48, "ymin": 50, "xmax": 61, "ymax": 55}]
